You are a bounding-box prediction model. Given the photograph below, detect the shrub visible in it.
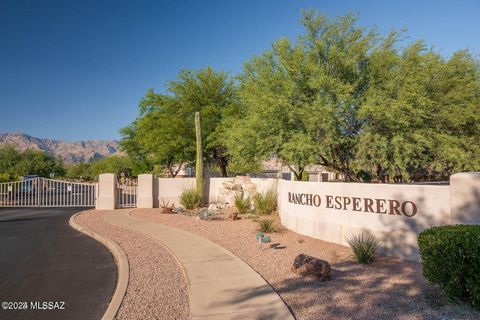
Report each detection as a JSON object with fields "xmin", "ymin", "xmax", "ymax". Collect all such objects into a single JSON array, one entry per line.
[
  {"xmin": 418, "ymin": 225, "xmax": 480, "ymax": 309},
  {"xmin": 258, "ymin": 218, "xmax": 277, "ymax": 233},
  {"xmin": 253, "ymin": 188, "xmax": 277, "ymax": 215},
  {"xmin": 234, "ymin": 192, "xmax": 251, "ymax": 214},
  {"xmin": 179, "ymin": 187, "xmax": 202, "ymax": 210},
  {"xmin": 347, "ymin": 233, "xmax": 380, "ymax": 264}
]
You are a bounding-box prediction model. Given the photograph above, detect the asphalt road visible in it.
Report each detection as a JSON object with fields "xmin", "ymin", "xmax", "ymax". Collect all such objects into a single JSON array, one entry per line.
[{"xmin": 0, "ymin": 208, "xmax": 116, "ymax": 320}]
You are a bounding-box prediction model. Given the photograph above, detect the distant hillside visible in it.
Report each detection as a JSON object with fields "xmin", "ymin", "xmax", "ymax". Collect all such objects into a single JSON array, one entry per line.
[{"xmin": 0, "ymin": 132, "xmax": 121, "ymax": 163}]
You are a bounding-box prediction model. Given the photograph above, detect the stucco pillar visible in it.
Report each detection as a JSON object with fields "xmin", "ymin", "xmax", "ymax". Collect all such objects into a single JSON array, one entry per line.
[
  {"xmin": 450, "ymin": 172, "xmax": 480, "ymax": 224},
  {"xmin": 137, "ymin": 174, "xmax": 154, "ymax": 208},
  {"xmin": 96, "ymin": 173, "xmax": 117, "ymax": 210}
]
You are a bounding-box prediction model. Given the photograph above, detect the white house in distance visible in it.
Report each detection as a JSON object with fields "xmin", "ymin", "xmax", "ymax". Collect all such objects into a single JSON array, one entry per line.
[{"xmin": 163, "ymin": 158, "xmax": 339, "ymax": 181}]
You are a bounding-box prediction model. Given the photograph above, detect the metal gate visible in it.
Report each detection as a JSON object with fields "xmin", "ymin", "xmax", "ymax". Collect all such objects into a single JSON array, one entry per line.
[
  {"xmin": 0, "ymin": 177, "xmax": 96, "ymax": 207},
  {"xmin": 116, "ymin": 179, "xmax": 137, "ymax": 208}
]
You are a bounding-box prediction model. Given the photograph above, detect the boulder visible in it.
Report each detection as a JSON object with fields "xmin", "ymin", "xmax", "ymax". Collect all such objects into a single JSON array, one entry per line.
[
  {"xmin": 161, "ymin": 207, "xmax": 174, "ymax": 214},
  {"xmin": 219, "ymin": 176, "xmax": 258, "ymax": 207},
  {"xmin": 291, "ymin": 254, "xmax": 331, "ymax": 281}
]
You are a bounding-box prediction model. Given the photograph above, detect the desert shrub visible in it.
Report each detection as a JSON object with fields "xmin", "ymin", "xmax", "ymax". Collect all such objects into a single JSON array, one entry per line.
[
  {"xmin": 418, "ymin": 225, "xmax": 480, "ymax": 309},
  {"xmin": 253, "ymin": 188, "xmax": 277, "ymax": 215},
  {"xmin": 179, "ymin": 187, "xmax": 202, "ymax": 210},
  {"xmin": 234, "ymin": 192, "xmax": 251, "ymax": 214},
  {"xmin": 258, "ymin": 218, "xmax": 277, "ymax": 233},
  {"xmin": 347, "ymin": 233, "xmax": 380, "ymax": 264}
]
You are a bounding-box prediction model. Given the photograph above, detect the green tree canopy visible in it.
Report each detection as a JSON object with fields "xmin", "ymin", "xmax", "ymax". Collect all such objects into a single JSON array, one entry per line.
[
  {"xmin": 359, "ymin": 44, "xmax": 480, "ymax": 181},
  {"xmin": 120, "ymin": 66, "xmax": 238, "ymax": 177},
  {"xmin": 225, "ymin": 11, "xmax": 376, "ymax": 180},
  {"xmin": 65, "ymin": 162, "xmax": 94, "ymax": 181},
  {"xmin": 65, "ymin": 156, "xmax": 140, "ymax": 181},
  {"xmin": 0, "ymin": 145, "xmax": 65, "ymax": 181},
  {"xmin": 89, "ymin": 155, "xmax": 136, "ymax": 179},
  {"xmin": 224, "ymin": 10, "xmax": 480, "ymax": 182}
]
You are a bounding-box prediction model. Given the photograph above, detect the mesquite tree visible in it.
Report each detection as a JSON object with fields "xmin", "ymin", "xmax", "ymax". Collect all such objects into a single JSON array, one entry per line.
[
  {"xmin": 225, "ymin": 12, "xmax": 375, "ymax": 181},
  {"xmin": 224, "ymin": 10, "xmax": 480, "ymax": 182},
  {"xmin": 120, "ymin": 67, "xmax": 238, "ymax": 177}
]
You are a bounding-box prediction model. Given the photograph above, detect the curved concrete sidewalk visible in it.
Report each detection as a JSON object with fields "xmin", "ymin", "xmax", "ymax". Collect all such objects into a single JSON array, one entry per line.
[{"xmin": 102, "ymin": 209, "xmax": 294, "ymax": 320}]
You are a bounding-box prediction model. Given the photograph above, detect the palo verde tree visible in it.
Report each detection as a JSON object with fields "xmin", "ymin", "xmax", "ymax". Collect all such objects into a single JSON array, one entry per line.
[{"xmin": 225, "ymin": 11, "xmax": 376, "ymax": 181}]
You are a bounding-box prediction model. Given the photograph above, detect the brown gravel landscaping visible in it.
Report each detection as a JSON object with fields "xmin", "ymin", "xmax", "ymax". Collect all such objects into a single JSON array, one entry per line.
[
  {"xmin": 134, "ymin": 208, "xmax": 480, "ymax": 320},
  {"xmin": 76, "ymin": 210, "xmax": 190, "ymax": 320}
]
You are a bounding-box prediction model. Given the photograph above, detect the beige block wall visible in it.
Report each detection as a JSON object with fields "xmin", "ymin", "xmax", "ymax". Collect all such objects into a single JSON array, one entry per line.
[
  {"xmin": 156, "ymin": 177, "xmax": 196, "ymax": 207},
  {"xmin": 252, "ymin": 177, "xmax": 278, "ymax": 193},
  {"xmin": 278, "ymin": 179, "xmax": 452, "ymax": 261},
  {"xmin": 154, "ymin": 176, "xmax": 279, "ymax": 207},
  {"xmin": 208, "ymin": 178, "xmax": 229, "ymax": 203}
]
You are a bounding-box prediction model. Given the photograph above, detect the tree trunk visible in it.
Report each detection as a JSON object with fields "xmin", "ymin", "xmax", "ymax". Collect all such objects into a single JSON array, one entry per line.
[
  {"xmin": 294, "ymin": 171, "xmax": 303, "ymax": 181},
  {"xmin": 290, "ymin": 164, "xmax": 304, "ymax": 181},
  {"xmin": 220, "ymin": 163, "xmax": 228, "ymax": 177}
]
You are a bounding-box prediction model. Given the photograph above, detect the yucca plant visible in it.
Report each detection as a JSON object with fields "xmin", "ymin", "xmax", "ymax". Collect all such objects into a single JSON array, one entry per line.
[
  {"xmin": 347, "ymin": 233, "xmax": 380, "ymax": 264},
  {"xmin": 234, "ymin": 192, "xmax": 251, "ymax": 214},
  {"xmin": 253, "ymin": 188, "xmax": 277, "ymax": 215},
  {"xmin": 258, "ymin": 218, "xmax": 277, "ymax": 233},
  {"xmin": 179, "ymin": 187, "xmax": 202, "ymax": 210}
]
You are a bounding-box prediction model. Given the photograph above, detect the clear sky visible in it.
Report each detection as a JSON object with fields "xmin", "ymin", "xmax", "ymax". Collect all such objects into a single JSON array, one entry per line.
[{"xmin": 1, "ymin": 0, "xmax": 479, "ymax": 141}]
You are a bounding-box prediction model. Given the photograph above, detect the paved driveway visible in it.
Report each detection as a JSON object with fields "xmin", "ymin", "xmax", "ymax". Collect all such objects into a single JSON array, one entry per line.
[{"xmin": 0, "ymin": 208, "xmax": 116, "ymax": 320}]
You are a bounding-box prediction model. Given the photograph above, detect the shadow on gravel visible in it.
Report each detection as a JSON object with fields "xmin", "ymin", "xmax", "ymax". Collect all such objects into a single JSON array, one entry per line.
[{"xmin": 272, "ymin": 258, "xmax": 480, "ymax": 320}]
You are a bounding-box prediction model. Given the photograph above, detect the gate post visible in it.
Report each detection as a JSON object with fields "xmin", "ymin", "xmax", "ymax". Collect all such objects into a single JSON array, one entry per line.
[
  {"xmin": 96, "ymin": 173, "xmax": 117, "ymax": 210},
  {"xmin": 137, "ymin": 174, "xmax": 154, "ymax": 208}
]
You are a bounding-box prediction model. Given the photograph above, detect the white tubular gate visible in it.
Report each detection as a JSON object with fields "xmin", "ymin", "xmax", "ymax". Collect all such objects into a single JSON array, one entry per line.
[
  {"xmin": 116, "ymin": 179, "xmax": 138, "ymax": 208},
  {"xmin": 0, "ymin": 177, "xmax": 96, "ymax": 207}
]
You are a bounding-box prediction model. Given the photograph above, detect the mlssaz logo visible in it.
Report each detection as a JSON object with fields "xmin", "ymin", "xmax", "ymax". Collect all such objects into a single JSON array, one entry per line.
[
  {"xmin": 30, "ymin": 301, "xmax": 66, "ymax": 310},
  {"xmin": 287, "ymin": 192, "xmax": 417, "ymax": 217}
]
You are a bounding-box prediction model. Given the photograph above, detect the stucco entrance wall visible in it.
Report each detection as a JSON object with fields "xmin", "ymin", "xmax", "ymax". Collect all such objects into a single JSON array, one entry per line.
[
  {"xmin": 278, "ymin": 179, "xmax": 451, "ymax": 261},
  {"xmin": 103, "ymin": 172, "xmax": 479, "ymax": 261},
  {"xmin": 155, "ymin": 177, "xmax": 196, "ymax": 207}
]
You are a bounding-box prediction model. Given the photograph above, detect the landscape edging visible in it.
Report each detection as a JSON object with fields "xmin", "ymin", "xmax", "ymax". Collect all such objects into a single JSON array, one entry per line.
[{"xmin": 69, "ymin": 210, "xmax": 129, "ymax": 320}]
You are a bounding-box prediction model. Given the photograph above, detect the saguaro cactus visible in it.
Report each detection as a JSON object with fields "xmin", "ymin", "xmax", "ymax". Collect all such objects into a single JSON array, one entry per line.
[{"xmin": 195, "ymin": 112, "xmax": 203, "ymax": 200}]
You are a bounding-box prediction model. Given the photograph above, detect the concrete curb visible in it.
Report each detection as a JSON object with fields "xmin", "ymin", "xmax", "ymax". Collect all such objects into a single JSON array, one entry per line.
[{"xmin": 69, "ymin": 210, "xmax": 129, "ymax": 320}]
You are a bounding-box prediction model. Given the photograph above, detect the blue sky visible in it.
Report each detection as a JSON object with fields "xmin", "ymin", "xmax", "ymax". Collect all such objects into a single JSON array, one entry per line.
[{"xmin": 1, "ymin": 0, "xmax": 479, "ymax": 141}]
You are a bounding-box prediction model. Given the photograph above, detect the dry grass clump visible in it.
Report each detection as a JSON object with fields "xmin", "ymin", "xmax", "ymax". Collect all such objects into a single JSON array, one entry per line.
[
  {"xmin": 258, "ymin": 218, "xmax": 277, "ymax": 233},
  {"xmin": 347, "ymin": 233, "xmax": 380, "ymax": 264},
  {"xmin": 179, "ymin": 187, "xmax": 202, "ymax": 210},
  {"xmin": 234, "ymin": 192, "xmax": 251, "ymax": 214},
  {"xmin": 253, "ymin": 188, "xmax": 277, "ymax": 215}
]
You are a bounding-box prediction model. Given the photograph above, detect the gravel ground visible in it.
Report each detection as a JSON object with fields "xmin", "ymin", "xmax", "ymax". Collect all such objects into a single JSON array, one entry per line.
[
  {"xmin": 134, "ymin": 208, "xmax": 480, "ymax": 320},
  {"xmin": 76, "ymin": 210, "xmax": 190, "ymax": 320}
]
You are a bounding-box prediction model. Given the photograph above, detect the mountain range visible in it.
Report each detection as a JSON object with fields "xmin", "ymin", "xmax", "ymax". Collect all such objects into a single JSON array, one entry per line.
[{"xmin": 0, "ymin": 132, "xmax": 121, "ymax": 163}]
